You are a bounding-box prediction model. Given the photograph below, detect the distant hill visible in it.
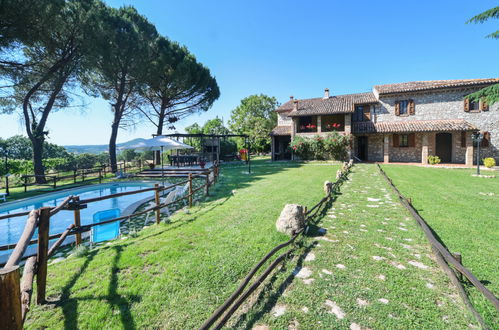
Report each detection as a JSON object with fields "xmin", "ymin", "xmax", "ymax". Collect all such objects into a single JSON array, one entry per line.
[{"xmin": 64, "ymin": 138, "xmax": 147, "ymax": 154}]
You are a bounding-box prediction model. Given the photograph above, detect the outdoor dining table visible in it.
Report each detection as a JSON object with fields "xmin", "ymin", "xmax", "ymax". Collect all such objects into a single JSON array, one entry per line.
[{"xmin": 169, "ymin": 155, "xmax": 198, "ymax": 167}]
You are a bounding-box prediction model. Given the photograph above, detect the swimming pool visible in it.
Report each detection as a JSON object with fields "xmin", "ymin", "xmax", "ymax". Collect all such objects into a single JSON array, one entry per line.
[{"xmin": 0, "ymin": 181, "xmax": 158, "ymax": 249}]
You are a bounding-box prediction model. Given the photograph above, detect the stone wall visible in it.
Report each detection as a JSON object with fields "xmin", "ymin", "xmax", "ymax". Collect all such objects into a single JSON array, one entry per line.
[
  {"xmin": 375, "ymin": 87, "xmax": 499, "ymax": 161},
  {"xmin": 389, "ymin": 134, "xmax": 422, "ymax": 162},
  {"xmin": 278, "ymin": 111, "xmax": 292, "ymax": 126},
  {"xmin": 367, "ymin": 135, "xmax": 383, "ymax": 162}
]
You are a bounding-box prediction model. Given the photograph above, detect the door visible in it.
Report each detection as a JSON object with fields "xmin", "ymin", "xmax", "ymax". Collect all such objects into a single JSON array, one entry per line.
[
  {"xmin": 435, "ymin": 133, "xmax": 452, "ymax": 163},
  {"xmin": 357, "ymin": 136, "xmax": 368, "ymax": 161}
]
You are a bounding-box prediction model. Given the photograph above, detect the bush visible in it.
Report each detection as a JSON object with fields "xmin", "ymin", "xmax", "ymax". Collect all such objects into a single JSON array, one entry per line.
[
  {"xmin": 428, "ymin": 155, "xmax": 441, "ymax": 165},
  {"xmin": 290, "ymin": 133, "xmax": 350, "ymax": 160},
  {"xmin": 483, "ymin": 157, "xmax": 496, "ymax": 168}
]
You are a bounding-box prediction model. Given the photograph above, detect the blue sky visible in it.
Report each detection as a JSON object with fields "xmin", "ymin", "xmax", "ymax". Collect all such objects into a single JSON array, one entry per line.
[{"xmin": 1, "ymin": 0, "xmax": 498, "ymax": 145}]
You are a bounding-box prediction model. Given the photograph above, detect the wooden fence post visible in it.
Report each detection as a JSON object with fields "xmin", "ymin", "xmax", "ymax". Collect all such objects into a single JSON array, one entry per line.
[
  {"xmin": 73, "ymin": 169, "xmax": 77, "ymax": 184},
  {"xmin": 73, "ymin": 196, "xmax": 82, "ymax": 246},
  {"xmin": 24, "ymin": 176, "xmax": 27, "ymax": 193},
  {"xmin": 188, "ymin": 173, "xmax": 193, "ymax": 208},
  {"xmin": 98, "ymin": 169, "xmax": 102, "ymax": 184},
  {"xmin": 205, "ymin": 171, "xmax": 210, "ymax": 196},
  {"xmin": 53, "ymin": 176, "xmax": 56, "ymax": 189},
  {"xmin": 0, "ymin": 266, "xmax": 22, "ymax": 330},
  {"xmin": 103, "ymin": 165, "xmax": 107, "ymax": 178},
  {"xmin": 154, "ymin": 184, "xmax": 161, "ymax": 224},
  {"xmin": 36, "ymin": 207, "xmax": 50, "ymax": 304},
  {"xmin": 452, "ymin": 252, "xmax": 463, "ymax": 281}
]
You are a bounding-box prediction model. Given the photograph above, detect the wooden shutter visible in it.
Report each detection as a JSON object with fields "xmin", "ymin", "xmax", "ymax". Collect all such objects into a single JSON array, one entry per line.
[
  {"xmin": 480, "ymin": 100, "xmax": 489, "ymax": 111},
  {"xmin": 408, "ymin": 133, "xmax": 416, "ymax": 147},
  {"xmin": 464, "ymin": 98, "xmax": 470, "ymax": 112},
  {"xmin": 408, "ymin": 100, "xmax": 415, "ymax": 115},
  {"xmin": 394, "ymin": 102, "xmax": 400, "ymax": 116},
  {"xmin": 393, "ymin": 134, "xmax": 399, "ymax": 147},
  {"xmin": 364, "ymin": 106, "xmax": 371, "ymax": 121},
  {"xmin": 461, "ymin": 131, "xmax": 466, "ymax": 148},
  {"xmin": 481, "ymin": 132, "xmax": 490, "ymax": 147}
]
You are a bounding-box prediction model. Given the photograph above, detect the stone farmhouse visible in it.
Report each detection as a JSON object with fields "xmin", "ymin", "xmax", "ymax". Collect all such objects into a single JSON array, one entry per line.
[{"xmin": 271, "ymin": 78, "xmax": 499, "ymax": 165}]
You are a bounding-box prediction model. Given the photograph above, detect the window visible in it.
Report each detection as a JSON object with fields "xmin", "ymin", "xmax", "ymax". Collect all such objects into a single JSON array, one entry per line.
[
  {"xmin": 297, "ymin": 116, "xmax": 318, "ymax": 133},
  {"xmin": 393, "ymin": 133, "xmax": 415, "ymax": 147},
  {"xmin": 461, "ymin": 131, "xmax": 467, "ymax": 148},
  {"xmin": 353, "ymin": 105, "xmax": 371, "ymax": 122},
  {"xmin": 481, "ymin": 132, "xmax": 491, "ymax": 148},
  {"xmin": 464, "ymin": 97, "xmax": 489, "ymax": 112},
  {"xmin": 400, "ymin": 134, "xmax": 409, "ymax": 147},
  {"xmin": 395, "ymin": 100, "xmax": 415, "ymax": 116},
  {"xmin": 399, "ymin": 100, "xmax": 408, "ymax": 115},
  {"xmin": 322, "ymin": 114, "xmax": 345, "ymax": 132}
]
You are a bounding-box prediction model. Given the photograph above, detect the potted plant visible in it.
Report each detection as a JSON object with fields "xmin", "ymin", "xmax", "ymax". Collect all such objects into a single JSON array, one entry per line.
[
  {"xmin": 199, "ymin": 160, "xmax": 206, "ymax": 169},
  {"xmin": 148, "ymin": 162, "xmax": 155, "ymax": 170}
]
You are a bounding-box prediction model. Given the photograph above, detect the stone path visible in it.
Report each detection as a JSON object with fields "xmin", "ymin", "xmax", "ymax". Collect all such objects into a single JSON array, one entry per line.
[{"xmin": 243, "ymin": 164, "xmax": 477, "ymax": 329}]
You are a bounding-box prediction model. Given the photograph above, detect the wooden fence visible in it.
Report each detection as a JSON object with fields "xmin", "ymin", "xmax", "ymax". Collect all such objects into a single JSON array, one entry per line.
[
  {"xmin": 2, "ymin": 162, "xmax": 141, "ymax": 194},
  {"xmin": 0, "ymin": 164, "xmax": 219, "ymax": 329}
]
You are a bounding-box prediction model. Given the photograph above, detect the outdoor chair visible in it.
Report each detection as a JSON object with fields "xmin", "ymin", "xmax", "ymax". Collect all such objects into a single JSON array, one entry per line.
[
  {"xmin": 144, "ymin": 188, "xmax": 177, "ymax": 225},
  {"xmin": 0, "ymin": 192, "xmax": 7, "ymax": 202},
  {"xmin": 175, "ymin": 182, "xmax": 190, "ymax": 206},
  {"xmin": 92, "ymin": 209, "xmax": 121, "ymax": 243}
]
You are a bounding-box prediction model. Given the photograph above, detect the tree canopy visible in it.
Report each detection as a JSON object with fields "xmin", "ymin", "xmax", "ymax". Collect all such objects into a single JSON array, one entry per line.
[
  {"xmin": 466, "ymin": 6, "xmax": 499, "ymax": 104},
  {"xmin": 229, "ymin": 94, "xmax": 278, "ymax": 153},
  {"xmin": 137, "ymin": 37, "xmax": 220, "ymax": 135}
]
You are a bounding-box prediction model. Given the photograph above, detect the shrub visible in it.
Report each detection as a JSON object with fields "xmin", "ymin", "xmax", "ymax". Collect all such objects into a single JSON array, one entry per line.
[
  {"xmin": 428, "ymin": 155, "xmax": 441, "ymax": 165},
  {"xmin": 483, "ymin": 157, "xmax": 496, "ymax": 168},
  {"xmin": 290, "ymin": 133, "xmax": 350, "ymax": 160}
]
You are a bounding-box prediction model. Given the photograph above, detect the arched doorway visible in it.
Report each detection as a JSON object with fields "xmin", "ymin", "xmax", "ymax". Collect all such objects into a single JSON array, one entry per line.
[{"xmin": 435, "ymin": 133, "xmax": 452, "ymax": 163}]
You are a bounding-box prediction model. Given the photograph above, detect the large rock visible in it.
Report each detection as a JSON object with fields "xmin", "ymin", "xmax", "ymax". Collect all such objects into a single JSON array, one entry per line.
[
  {"xmin": 276, "ymin": 204, "xmax": 305, "ymax": 236},
  {"xmin": 324, "ymin": 181, "xmax": 333, "ymax": 195}
]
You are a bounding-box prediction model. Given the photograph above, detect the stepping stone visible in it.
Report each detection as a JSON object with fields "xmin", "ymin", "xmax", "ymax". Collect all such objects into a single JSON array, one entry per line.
[
  {"xmin": 378, "ymin": 298, "xmax": 389, "ymax": 304},
  {"xmin": 408, "ymin": 260, "xmax": 429, "ymax": 269},
  {"xmin": 367, "ymin": 205, "xmax": 379, "ymax": 208},
  {"xmin": 318, "ymin": 237, "xmax": 339, "ymax": 243},
  {"xmin": 294, "ymin": 267, "xmax": 312, "ymax": 278},
  {"xmin": 372, "ymin": 256, "xmax": 385, "ymax": 261},
  {"xmin": 303, "ymin": 278, "xmax": 315, "ymax": 285},
  {"xmin": 401, "ymin": 244, "xmax": 412, "ymax": 249},
  {"xmin": 377, "ymin": 274, "xmax": 386, "ymax": 280},
  {"xmin": 367, "ymin": 197, "xmax": 381, "ymax": 202},
  {"xmin": 426, "ymin": 282, "xmax": 435, "ymax": 289},
  {"xmin": 398, "ymin": 227, "xmax": 408, "ymax": 231},
  {"xmin": 325, "ymin": 300, "xmax": 345, "ymax": 319},
  {"xmin": 390, "ymin": 261, "xmax": 406, "ymax": 270},
  {"xmin": 356, "ymin": 298, "xmax": 369, "ymax": 306},
  {"xmin": 322, "ymin": 269, "xmax": 332, "ymax": 275},
  {"xmin": 336, "ymin": 264, "xmax": 346, "ymax": 269},
  {"xmin": 350, "ymin": 323, "xmax": 362, "ymax": 330},
  {"xmin": 304, "ymin": 252, "xmax": 316, "ymax": 262},
  {"xmin": 301, "ymin": 306, "xmax": 309, "ymax": 313},
  {"xmin": 272, "ymin": 304, "xmax": 287, "ymax": 317}
]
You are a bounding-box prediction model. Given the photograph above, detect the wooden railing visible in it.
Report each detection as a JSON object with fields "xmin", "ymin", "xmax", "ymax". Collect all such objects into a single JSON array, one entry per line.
[{"xmin": 0, "ymin": 163, "xmax": 219, "ymax": 329}]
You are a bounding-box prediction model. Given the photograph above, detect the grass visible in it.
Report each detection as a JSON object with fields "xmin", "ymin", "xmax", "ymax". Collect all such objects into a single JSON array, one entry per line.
[
  {"xmin": 22, "ymin": 161, "xmax": 482, "ymax": 328},
  {"xmin": 232, "ymin": 164, "xmax": 476, "ymax": 329},
  {"xmin": 381, "ymin": 164, "xmax": 499, "ymax": 327},
  {"xmin": 25, "ymin": 159, "xmax": 339, "ymax": 328}
]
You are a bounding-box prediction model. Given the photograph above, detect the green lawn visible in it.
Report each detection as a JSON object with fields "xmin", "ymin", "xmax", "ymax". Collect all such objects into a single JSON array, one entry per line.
[
  {"xmin": 381, "ymin": 164, "xmax": 499, "ymax": 326},
  {"xmin": 233, "ymin": 164, "xmax": 476, "ymax": 329},
  {"xmin": 25, "ymin": 159, "xmax": 339, "ymax": 328}
]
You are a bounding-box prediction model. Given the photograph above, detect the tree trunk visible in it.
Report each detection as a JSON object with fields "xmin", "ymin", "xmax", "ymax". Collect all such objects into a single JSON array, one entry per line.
[
  {"xmin": 154, "ymin": 118, "xmax": 164, "ymax": 165},
  {"xmin": 109, "ymin": 121, "xmax": 119, "ymax": 173},
  {"xmin": 31, "ymin": 137, "xmax": 46, "ymax": 184}
]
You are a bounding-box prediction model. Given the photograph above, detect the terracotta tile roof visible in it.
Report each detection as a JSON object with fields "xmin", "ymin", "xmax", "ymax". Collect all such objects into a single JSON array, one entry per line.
[
  {"xmin": 352, "ymin": 119, "xmax": 478, "ymax": 134},
  {"xmin": 277, "ymin": 92, "xmax": 377, "ymax": 116},
  {"xmin": 270, "ymin": 126, "xmax": 292, "ymax": 136},
  {"xmin": 374, "ymin": 78, "xmax": 499, "ymax": 96}
]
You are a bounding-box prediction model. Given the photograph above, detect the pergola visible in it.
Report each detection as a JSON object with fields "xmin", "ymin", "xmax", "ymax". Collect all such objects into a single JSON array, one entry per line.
[{"xmin": 154, "ymin": 133, "xmax": 252, "ymax": 173}]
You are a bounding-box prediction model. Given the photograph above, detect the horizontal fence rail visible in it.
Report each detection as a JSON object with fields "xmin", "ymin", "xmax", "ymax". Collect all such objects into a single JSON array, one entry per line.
[{"xmin": 0, "ymin": 163, "xmax": 220, "ymax": 329}]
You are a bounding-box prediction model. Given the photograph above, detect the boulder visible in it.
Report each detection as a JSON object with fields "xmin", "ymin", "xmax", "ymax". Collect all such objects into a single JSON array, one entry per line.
[{"xmin": 276, "ymin": 204, "xmax": 305, "ymax": 236}]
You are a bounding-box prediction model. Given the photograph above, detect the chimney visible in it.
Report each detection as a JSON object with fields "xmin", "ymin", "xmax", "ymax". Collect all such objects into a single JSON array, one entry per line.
[
  {"xmin": 323, "ymin": 88, "xmax": 330, "ymax": 99},
  {"xmin": 290, "ymin": 96, "xmax": 294, "ymax": 101},
  {"xmin": 293, "ymin": 100, "xmax": 298, "ymax": 111}
]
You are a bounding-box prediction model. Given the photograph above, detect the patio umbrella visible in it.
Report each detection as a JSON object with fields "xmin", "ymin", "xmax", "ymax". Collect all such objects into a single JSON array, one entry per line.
[{"xmin": 120, "ymin": 137, "xmax": 194, "ymax": 184}]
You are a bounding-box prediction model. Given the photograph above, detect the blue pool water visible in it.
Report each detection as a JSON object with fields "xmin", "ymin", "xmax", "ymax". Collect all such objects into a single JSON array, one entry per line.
[{"xmin": 0, "ymin": 181, "xmax": 158, "ymax": 249}]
